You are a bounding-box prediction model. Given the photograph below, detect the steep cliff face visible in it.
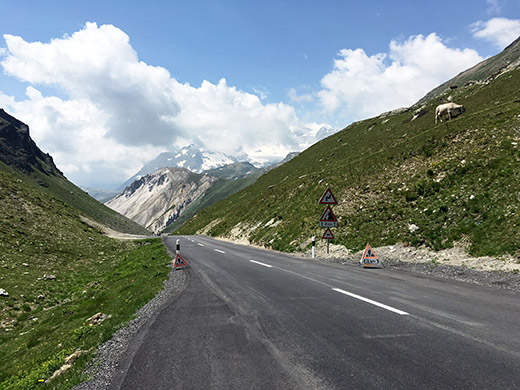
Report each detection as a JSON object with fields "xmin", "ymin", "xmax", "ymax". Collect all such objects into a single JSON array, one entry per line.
[
  {"xmin": 106, "ymin": 167, "xmax": 219, "ymax": 233},
  {"xmin": 0, "ymin": 109, "xmax": 62, "ymax": 176}
]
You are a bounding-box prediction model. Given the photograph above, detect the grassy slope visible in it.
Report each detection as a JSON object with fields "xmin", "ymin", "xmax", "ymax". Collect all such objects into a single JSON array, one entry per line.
[
  {"xmin": 177, "ymin": 67, "xmax": 520, "ymax": 258},
  {"xmin": 34, "ymin": 169, "xmax": 150, "ymax": 236},
  {"xmin": 0, "ymin": 166, "xmax": 172, "ymax": 388}
]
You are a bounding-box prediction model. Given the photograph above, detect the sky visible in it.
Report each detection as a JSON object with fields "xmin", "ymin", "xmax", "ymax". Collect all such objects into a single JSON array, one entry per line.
[{"xmin": 0, "ymin": 0, "xmax": 519, "ymax": 189}]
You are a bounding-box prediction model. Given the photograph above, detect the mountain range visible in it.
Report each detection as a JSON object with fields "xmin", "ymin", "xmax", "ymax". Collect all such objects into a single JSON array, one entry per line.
[
  {"xmin": 106, "ymin": 154, "xmax": 299, "ymax": 233},
  {"xmin": 115, "ymin": 125, "xmax": 334, "ymax": 193},
  {"xmin": 116, "ymin": 144, "xmax": 241, "ymax": 192}
]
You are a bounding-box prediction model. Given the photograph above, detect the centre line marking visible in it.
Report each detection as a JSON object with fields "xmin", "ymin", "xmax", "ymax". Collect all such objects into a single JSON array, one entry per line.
[
  {"xmin": 214, "ymin": 249, "xmax": 226, "ymax": 254},
  {"xmin": 197, "ymin": 243, "xmax": 204, "ymax": 247},
  {"xmin": 250, "ymin": 260, "xmax": 272, "ymax": 268},
  {"xmin": 332, "ymin": 288, "xmax": 409, "ymax": 316}
]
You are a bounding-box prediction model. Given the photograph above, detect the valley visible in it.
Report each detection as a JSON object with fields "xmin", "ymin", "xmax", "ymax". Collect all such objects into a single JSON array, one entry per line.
[{"xmin": 0, "ymin": 29, "xmax": 519, "ymax": 390}]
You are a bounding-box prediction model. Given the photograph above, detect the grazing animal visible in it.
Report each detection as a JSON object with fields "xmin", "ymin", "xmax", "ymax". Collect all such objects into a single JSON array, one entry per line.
[{"xmin": 435, "ymin": 102, "xmax": 465, "ymax": 123}]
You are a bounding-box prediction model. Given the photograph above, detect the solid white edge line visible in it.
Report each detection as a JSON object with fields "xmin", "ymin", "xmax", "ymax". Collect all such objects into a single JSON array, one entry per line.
[
  {"xmin": 332, "ymin": 288, "xmax": 409, "ymax": 316},
  {"xmin": 214, "ymin": 249, "xmax": 226, "ymax": 253},
  {"xmin": 249, "ymin": 260, "xmax": 272, "ymax": 268}
]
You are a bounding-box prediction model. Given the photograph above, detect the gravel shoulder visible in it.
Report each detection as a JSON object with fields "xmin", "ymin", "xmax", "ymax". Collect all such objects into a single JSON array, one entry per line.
[
  {"xmin": 73, "ymin": 268, "xmax": 188, "ymax": 390},
  {"xmin": 303, "ymin": 242, "xmax": 520, "ymax": 293},
  {"xmin": 79, "ymin": 216, "xmax": 153, "ymax": 240}
]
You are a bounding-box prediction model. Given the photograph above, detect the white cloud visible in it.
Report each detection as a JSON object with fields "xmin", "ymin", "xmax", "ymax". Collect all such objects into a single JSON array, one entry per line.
[
  {"xmin": 288, "ymin": 88, "xmax": 313, "ymax": 103},
  {"xmin": 0, "ymin": 86, "xmax": 164, "ymax": 188},
  {"xmin": 0, "ymin": 22, "xmax": 309, "ymax": 188},
  {"xmin": 471, "ymin": 18, "xmax": 520, "ymax": 49},
  {"xmin": 318, "ymin": 33, "xmax": 483, "ymax": 121},
  {"xmin": 2, "ymin": 23, "xmax": 182, "ymax": 147}
]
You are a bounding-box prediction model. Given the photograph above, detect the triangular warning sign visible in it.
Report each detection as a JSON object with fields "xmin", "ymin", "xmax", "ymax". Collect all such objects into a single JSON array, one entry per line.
[
  {"xmin": 322, "ymin": 228, "xmax": 334, "ymax": 240},
  {"xmin": 319, "ymin": 188, "xmax": 338, "ymax": 205},
  {"xmin": 363, "ymin": 244, "xmax": 378, "ymax": 259},
  {"xmin": 173, "ymin": 254, "xmax": 188, "ymax": 268},
  {"xmin": 360, "ymin": 243, "xmax": 384, "ymax": 268},
  {"xmin": 319, "ymin": 206, "xmax": 338, "ymax": 222}
]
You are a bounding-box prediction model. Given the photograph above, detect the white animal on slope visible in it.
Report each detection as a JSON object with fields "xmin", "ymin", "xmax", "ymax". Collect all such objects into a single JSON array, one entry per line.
[{"xmin": 435, "ymin": 102, "xmax": 466, "ymax": 123}]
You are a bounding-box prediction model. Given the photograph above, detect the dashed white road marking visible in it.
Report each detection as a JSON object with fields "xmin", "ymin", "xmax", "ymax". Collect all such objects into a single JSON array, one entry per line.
[
  {"xmin": 197, "ymin": 243, "xmax": 204, "ymax": 247},
  {"xmin": 249, "ymin": 260, "xmax": 272, "ymax": 268},
  {"xmin": 332, "ymin": 288, "xmax": 409, "ymax": 316},
  {"xmin": 214, "ymin": 249, "xmax": 226, "ymax": 254}
]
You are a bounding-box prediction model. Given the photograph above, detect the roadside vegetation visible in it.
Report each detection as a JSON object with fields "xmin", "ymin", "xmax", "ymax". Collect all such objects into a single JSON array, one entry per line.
[
  {"xmin": 0, "ymin": 167, "xmax": 172, "ymax": 389},
  {"xmin": 177, "ymin": 67, "xmax": 520, "ymax": 258}
]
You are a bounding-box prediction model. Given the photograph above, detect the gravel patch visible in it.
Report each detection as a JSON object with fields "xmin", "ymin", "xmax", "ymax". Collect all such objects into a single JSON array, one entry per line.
[
  {"xmin": 73, "ymin": 268, "xmax": 188, "ymax": 390},
  {"xmin": 308, "ymin": 245, "xmax": 520, "ymax": 293}
]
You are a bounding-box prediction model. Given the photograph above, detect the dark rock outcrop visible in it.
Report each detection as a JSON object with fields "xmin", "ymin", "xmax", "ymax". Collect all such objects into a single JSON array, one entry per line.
[{"xmin": 0, "ymin": 108, "xmax": 62, "ymax": 176}]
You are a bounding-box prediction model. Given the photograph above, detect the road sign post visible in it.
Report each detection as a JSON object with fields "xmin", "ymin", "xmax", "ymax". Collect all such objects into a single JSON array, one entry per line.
[{"xmin": 319, "ymin": 188, "xmax": 338, "ymax": 255}]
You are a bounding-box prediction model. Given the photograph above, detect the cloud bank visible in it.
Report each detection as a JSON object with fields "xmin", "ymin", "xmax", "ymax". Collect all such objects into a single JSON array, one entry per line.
[
  {"xmin": 318, "ymin": 33, "xmax": 483, "ymax": 121},
  {"xmin": 470, "ymin": 18, "xmax": 520, "ymax": 49},
  {"xmin": 0, "ymin": 23, "xmax": 307, "ymax": 187}
]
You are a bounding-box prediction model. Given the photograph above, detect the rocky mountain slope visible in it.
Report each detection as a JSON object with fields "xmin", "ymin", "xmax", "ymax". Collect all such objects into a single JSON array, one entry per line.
[
  {"xmin": 0, "ymin": 109, "xmax": 62, "ymax": 177},
  {"xmin": 176, "ymin": 40, "xmax": 520, "ymax": 259},
  {"xmin": 106, "ymin": 167, "xmax": 219, "ymax": 233},
  {"xmin": 108, "ymin": 153, "xmax": 300, "ymax": 234}
]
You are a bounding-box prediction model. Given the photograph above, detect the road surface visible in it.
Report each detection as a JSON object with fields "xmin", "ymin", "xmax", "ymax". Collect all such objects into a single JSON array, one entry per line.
[{"xmin": 111, "ymin": 235, "xmax": 520, "ymax": 389}]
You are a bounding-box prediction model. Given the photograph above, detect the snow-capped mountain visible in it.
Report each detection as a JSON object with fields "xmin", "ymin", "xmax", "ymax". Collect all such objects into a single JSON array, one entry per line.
[
  {"xmin": 116, "ymin": 144, "xmax": 239, "ymax": 191},
  {"xmin": 292, "ymin": 124, "xmax": 337, "ymax": 149},
  {"xmin": 116, "ymin": 126, "xmax": 336, "ymax": 192},
  {"xmin": 106, "ymin": 167, "xmax": 218, "ymax": 233}
]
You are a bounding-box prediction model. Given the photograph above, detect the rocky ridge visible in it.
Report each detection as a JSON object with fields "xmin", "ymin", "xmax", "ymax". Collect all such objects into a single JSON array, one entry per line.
[
  {"xmin": 106, "ymin": 167, "xmax": 218, "ymax": 233},
  {"xmin": 0, "ymin": 108, "xmax": 62, "ymax": 176}
]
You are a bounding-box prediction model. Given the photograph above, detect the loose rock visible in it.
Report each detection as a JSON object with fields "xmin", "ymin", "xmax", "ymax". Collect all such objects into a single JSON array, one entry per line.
[{"xmin": 87, "ymin": 312, "xmax": 111, "ymax": 326}]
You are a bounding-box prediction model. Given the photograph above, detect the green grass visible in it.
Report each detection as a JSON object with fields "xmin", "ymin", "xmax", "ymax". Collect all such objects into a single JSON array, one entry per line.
[
  {"xmin": 176, "ymin": 67, "xmax": 520, "ymax": 258},
  {"xmin": 0, "ymin": 167, "xmax": 173, "ymax": 389}
]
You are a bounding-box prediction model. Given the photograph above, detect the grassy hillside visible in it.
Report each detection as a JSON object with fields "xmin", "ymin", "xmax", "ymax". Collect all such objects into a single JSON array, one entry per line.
[
  {"xmin": 0, "ymin": 109, "xmax": 149, "ymax": 236},
  {"xmin": 36, "ymin": 170, "xmax": 150, "ymax": 236},
  {"xmin": 177, "ymin": 66, "xmax": 520, "ymax": 258},
  {"xmin": 0, "ymin": 165, "xmax": 172, "ymax": 388}
]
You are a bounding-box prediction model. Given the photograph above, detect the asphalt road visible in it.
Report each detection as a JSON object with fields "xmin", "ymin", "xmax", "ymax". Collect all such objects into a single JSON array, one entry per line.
[{"xmin": 111, "ymin": 235, "xmax": 520, "ymax": 389}]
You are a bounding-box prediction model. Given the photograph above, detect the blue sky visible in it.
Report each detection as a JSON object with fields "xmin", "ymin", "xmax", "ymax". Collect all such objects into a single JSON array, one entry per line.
[{"xmin": 0, "ymin": 0, "xmax": 519, "ymax": 188}]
